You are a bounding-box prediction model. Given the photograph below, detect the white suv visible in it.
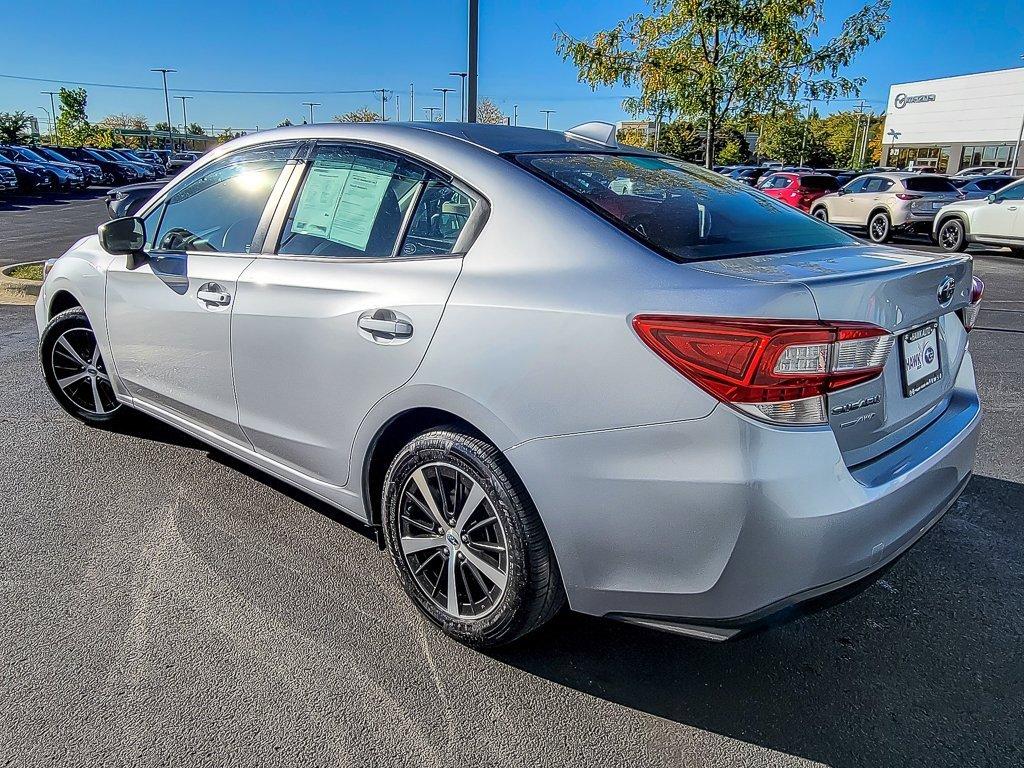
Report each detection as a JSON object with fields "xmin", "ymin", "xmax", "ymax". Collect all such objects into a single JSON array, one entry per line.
[{"xmin": 933, "ymin": 178, "xmax": 1024, "ymax": 254}]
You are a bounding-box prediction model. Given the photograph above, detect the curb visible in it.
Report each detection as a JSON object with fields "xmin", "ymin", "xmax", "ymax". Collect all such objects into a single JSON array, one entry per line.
[{"xmin": 0, "ymin": 261, "xmax": 43, "ymax": 298}]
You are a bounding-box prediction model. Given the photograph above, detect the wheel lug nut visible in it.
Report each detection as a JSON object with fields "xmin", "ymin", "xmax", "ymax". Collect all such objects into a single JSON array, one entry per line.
[{"xmin": 461, "ymin": 534, "xmax": 468, "ymax": 542}]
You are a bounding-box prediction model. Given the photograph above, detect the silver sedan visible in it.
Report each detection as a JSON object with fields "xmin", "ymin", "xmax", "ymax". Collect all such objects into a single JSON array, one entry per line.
[{"xmin": 36, "ymin": 122, "xmax": 982, "ymax": 647}]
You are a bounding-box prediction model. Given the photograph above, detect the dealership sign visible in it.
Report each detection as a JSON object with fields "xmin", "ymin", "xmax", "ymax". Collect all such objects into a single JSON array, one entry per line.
[{"xmin": 894, "ymin": 93, "xmax": 936, "ymax": 109}]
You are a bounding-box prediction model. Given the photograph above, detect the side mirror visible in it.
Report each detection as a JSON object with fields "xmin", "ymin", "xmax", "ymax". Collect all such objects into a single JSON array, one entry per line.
[
  {"xmin": 987, "ymin": 193, "xmax": 998, "ymax": 204},
  {"xmin": 98, "ymin": 216, "xmax": 146, "ymax": 268},
  {"xmin": 837, "ymin": 188, "xmax": 847, "ymax": 196}
]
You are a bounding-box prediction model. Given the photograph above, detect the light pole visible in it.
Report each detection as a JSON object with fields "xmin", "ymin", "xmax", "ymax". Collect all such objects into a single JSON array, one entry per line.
[
  {"xmin": 467, "ymin": 0, "xmax": 478, "ymax": 122},
  {"xmin": 175, "ymin": 95, "xmax": 193, "ymax": 151},
  {"xmin": 541, "ymin": 109, "xmax": 555, "ymax": 130},
  {"xmin": 450, "ymin": 72, "xmax": 468, "ymax": 121},
  {"xmin": 424, "ymin": 107, "xmax": 440, "ymax": 122},
  {"xmin": 36, "ymin": 107, "xmax": 53, "ymax": 142},
  {"xmin": 373, "ymin": 89, "xmax": 388, "ymax": 121},
  {"xmin": 395, "ymin": 93, "xmax": 401, "ymax": 122},
  {"xmin": 797, "ymin": 97, "xmax": 812, "ymax": 167},
  {"xmin": 434, "ymin": 88, "xmax": 455, "ymax": 121},
  {"xmin": 302, "ymin": 101, "xmax": 321, "ymax": 124},
  {"xmin": 513, "ymin": 104, "xmax": 518, "ymax": 126},
  {"xmin": 410, "ymin": 83, "xmax": 415, "ymax": 120},
  {"xmin": 41, "ymin": 91, "xmax": 59, "ymax": 144},
  {"xmin": 151, "ymin": 68, "xmax": 176, "ymax": 150}
]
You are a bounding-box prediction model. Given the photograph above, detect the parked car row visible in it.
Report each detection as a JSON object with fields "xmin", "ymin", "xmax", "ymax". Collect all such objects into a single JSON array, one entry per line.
[{"xmin": 0, "ymin": 145, "xmax": 203, "ymax": 199}]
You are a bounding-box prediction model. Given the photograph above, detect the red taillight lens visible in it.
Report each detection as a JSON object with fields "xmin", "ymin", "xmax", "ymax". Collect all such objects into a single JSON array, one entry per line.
[
  {"xmin": 632, "ymin": 316, "xmax": 894, "ymax": 424},
  {"xmin": 895, "ymin": 193, "xmax": 923, "ymax": 200},
  {"xmin": 959, "ymin": 276, "xmax": 984, "ymax": 331}
]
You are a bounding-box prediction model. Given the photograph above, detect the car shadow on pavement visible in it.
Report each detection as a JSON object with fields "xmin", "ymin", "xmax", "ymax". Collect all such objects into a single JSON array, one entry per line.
[{"xmin": 491, "ymin": 474, "xmax": 1022, "ymax": 768}]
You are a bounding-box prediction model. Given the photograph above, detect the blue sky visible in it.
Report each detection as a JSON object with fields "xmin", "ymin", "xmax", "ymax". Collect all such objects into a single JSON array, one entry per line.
[{"xmin": 1, "ymin": 0, "xmax": 1022, "ymax": 133}]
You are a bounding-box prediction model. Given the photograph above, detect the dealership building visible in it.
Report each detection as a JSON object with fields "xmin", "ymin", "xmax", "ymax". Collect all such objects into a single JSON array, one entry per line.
[{"xmin": 881, "ymin": 67, "xmax": 1024, "ymax": 174}]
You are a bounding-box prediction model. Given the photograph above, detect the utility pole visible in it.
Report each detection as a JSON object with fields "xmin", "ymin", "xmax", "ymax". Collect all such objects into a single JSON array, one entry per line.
[
  {"xmin": 395, "ymin": 94, "xmax": 401, "ymax": 122},
  {"xmin": 36, "ymin": 107, "xmax": 53, "ymax": 142},
  {"xmin": 798, "ymin": 98, "xmax": 812, "ymax": 167},
  {"xmin": 302, "ymin": 101, "xmax": 321, "ymax": 124},
  {"xmin": 541, "ymin": 109, "xmax": 555, "ymax": 130},
  {"xmin": 175, "ymin": 95, "xmax": 193, "ymax": 151},
  {"xmin": 41, "ymin": 91, "xmax": 59, "ymax": 144},
  {"xmin": 373, "ymin": 89, "xmax": 388, "ymax": 121},
  {"xmin": 513, "ymin": 104, "xmax": 518, "ymax": 126},
  {"xmin": 850, "ymin": 100, "xmax": 867, "ymax": 168},
  {"xmin": 434, "ymin": 88, "xmax": 454, "ymax": 121},
  {"xmin": 424, "ymin": 107, "xmax": 440, "ymax": 122},
  {"xmin": 450, "ymin": 72, "xmax": 468, "ymax": 121},
  {"xmin": 151, "ymin": 68, "xmax": 176, "ymax": 150},
  {"xmin": 860, "ymin": 111, "xmax": 873, "ymax": 168},
  {"xmin": 467, "ymin": 0, "xmax": 478, "ymax": 122},
  {"xmin": 410, "ymin": 83, "xmax": 415, "ymax": 121}
]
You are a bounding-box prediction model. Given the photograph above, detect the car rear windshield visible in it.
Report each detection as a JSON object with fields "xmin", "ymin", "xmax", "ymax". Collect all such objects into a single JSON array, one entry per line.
[
  {"xmin": 800, "ymin": 175, "xmax": 839, "ymax": 191},
  {"xmin": 515, "ymin": 153, "xmax": 854, "ymax": 262},
  {"xmin": 904, "ymin": 177, "xmax": 958, "ymax": 193}
]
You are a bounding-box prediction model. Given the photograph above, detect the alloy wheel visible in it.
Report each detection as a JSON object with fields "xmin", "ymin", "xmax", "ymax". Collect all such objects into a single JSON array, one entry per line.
[
  {"xmin": 870, "ymin": 214, "xmax": 890, "ymax": 242},
  {"xmin": 50, "ymin": 327, "xmax": 120, "ymax": 416},
  {"xmin": 939, "ymin": 221, "xmax": 963, "ymax": 250},
  {"xmin": 398, "ymin": 462, "xmax": 508, "ymax": 620}
]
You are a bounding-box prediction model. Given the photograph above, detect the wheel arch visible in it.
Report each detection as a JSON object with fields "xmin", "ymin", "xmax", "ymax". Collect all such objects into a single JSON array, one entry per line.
[
  {"xmin": 936, "ymin": 210, "xmax": 971, "ymax": 235},
  {"xmin": 868, "ymin": 206, "xmax": 892, "ymax": 223},
  {"xmin": 48, "ymin": 289, "xmax": 83, "ymax": 319},
  {"xmin": 361, "ymin": 407, "xmax": 495, "ymax": 527}
]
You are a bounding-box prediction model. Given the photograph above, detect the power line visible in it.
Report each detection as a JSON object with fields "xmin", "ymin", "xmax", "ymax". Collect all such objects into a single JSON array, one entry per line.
[{"xmin": 0, "ymin": 72, "xmax": 383, "ymax": 96}]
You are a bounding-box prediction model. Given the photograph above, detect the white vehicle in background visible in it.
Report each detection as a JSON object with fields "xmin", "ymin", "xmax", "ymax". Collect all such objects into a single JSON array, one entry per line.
[{"xmin": 933, "ymin": 177, "xmax": 1024, "ymax": 254}]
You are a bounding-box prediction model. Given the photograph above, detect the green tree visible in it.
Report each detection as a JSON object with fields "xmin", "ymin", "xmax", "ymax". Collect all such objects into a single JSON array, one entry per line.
[
  {"xmin": 333, "ymin": 107, "xmax": 381, "ymax": 122},
  {"xmin": 55, "ymin": 87, "xmax": 92, "ymax": 145},
  {"xmin": 656, "ymin": 120, "xmax": 703, "ymax": 161},
  {"xmin": 477, "ymin": 98, "xmax": 507, "ymax": 124},
  {"xmin": 556, "ymin": 0, "xmax": 890, "ymax": 167},
  {"xmin": 717, "ymin": 139, "xmax": 748, "ymax": 165},
  {"xmin": 0, "ymin": 111, "xmax": 32, "ymax": 143},
  {"xmin": 96, "ymin": 114, "xmax": 149, "ymax": 147},
  {"xmin": 277, "ymin": 118, "xmax": 294, "ymax": 127},
  {"xmin": 187, "ymin": 122, "xmax": 205, "ymax": 136},
  {"xmin": 820, "ymin": 110, "xmax": 881, "ymax": 168}
]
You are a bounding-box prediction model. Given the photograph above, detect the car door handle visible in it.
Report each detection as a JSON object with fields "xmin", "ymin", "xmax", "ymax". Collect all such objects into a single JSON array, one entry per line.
[
  {"xmin": 358, "ymin": 317, "xmax": 413, "ymax": 337},
  {"xmin": 1008, "ymin": 205, "xmax": 1019, "ymax": 211},
  {"xmin": 197, "ymin": 289, "xmax": 231, "ymax": 306}
]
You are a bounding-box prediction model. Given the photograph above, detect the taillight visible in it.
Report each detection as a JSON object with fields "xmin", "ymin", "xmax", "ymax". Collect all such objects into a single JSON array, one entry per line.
[
  {"xmin": 632, "ymin": 316, "xmax": 894, "ymax": 425},
  {"xmin": 959, "ymin": 276, "xmax": 984, "ymax": 331},
  {"xmin": 895, "ymin": 193, "xmax": 922, "ymax": 200}
]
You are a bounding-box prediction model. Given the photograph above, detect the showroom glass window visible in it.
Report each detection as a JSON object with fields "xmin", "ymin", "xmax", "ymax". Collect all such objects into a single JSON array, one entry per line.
[
  {"xmin": 277, "ymin": 144, "xmax": 475, "ymax": 258},
  {"xmin": 146, "ymin": 144, "xmax": 294, "ymax": 253}
]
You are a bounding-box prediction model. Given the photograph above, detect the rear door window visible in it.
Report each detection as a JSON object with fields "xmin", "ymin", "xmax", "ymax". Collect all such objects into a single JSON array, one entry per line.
[{"xmin": 800, "ymin": 175, "xmax": 839, "ymax": 191}]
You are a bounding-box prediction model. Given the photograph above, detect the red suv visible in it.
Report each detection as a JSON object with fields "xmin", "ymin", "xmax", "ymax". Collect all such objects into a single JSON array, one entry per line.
[{"xmin": 758, "ymin": 172, "xmax": 839, "ymax": 212}]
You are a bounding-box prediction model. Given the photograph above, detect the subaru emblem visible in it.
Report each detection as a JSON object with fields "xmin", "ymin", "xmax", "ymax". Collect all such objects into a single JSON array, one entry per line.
[{"xmin": 937, "ymin": 276, "xmax": 956, "ymax": 306}]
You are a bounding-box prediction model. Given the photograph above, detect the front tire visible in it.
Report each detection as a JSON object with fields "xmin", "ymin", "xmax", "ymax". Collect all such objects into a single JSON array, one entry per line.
[
  {"xmin": 936, "ymin": 218, "xmax": 968, "ymax": 252},
  {"xmin": 868, "ymin": 211, "xmax": 892, "ymax": 243},
  {"xmin": 382, "ymin": 428, "xmax": 565, "ymax": 648},
  {"xmin": 40, "ymin": 308, "xmax": 129, "ymax": 427}
]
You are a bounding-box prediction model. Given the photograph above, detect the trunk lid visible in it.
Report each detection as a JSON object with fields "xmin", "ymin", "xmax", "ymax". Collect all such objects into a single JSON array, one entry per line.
[{"xmin": 696, "ymin": 244, "xmax": 973, "ymax": 466}]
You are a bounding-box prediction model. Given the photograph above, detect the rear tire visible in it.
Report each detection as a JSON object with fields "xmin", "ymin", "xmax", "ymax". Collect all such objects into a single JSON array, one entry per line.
[
  {"xmin": 40, "ymin": 308, "xmax": 131, "ymax": 428},
  {"xmin": 382, "ymin": 428, "xmax": 565, "ymax": 648},
  {"xmin": 812, "ymin": 206, "xmax": 829, "ymax": 223},
  {"xmin": 868, "ymin": 211, "xmax": 892, "ymax": 243},
  {"xmin": 936, "ymin": 218, "xmax": 967, "ymax": 252}
]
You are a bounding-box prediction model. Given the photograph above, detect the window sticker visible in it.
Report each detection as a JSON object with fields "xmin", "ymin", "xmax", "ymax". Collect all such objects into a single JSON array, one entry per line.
[{"xmin": 291, "ymin": 158, "xmax": 395, "ymax": 251}]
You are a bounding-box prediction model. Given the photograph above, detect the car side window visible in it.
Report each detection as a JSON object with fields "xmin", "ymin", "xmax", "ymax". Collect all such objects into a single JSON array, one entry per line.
[
  {"xmin": 399, "ymin": 179, "xmax": 477, "ymax": 256},
  {"xmin": 843, "ymin": 177, "xmax": 868, "ymax": 194},
  {"xmin": 996, "ymin": 182, "xmax": 1024, "ymax": 202},
  {"xmin": 277, "ymin": 144, "xmax": 425, "ymax": 259},
  {"xmin": 861, "ymin": 177, "xmax": 885, "ymax": 193},
  {"xmin": 149, "ymin": 144, "xmax": 294, "ymax": 254}
]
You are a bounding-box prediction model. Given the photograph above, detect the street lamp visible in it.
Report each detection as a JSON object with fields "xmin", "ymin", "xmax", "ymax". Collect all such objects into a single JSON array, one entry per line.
[
  {"xmin": 467, "ymin": 0, "xmax": 478, "ymax": 122},
  {"xmin": 373, "ymin": 89, "xmax": 388, "ymax": 121},
  {"xmin": 41, "ymin": 91, "xmax": 59, "ymax": 144},
  {"xmin": 151, "ymin": 68, "xmax": 176, "ymax": 150},
  {"xmin": 36, "ymin": 106, "xmax": 53, "ymax": 142},
  {"xmin": 302, "ymin": 101, "xmax": 321, "ymax": 124},
  {"xmin": 433, "ymin": 88, "xmax": 455, "ymax": 121},
  {"xmin": 175, "ymin": 95, "xmax": 193, "ymax": 151},
  {"xmin": 541, "ymin": 109, "xmax": 555, "ymax": 130},
  {"xmin": 424, "ymin": 107, "xmax": 440, "ymax": 122},
  {"xmin": 513, "ymin": 104, "xmax": 518, "ymax": 127},
  {"xmin": 450, "ymin": 71, "xmax": 468, "ymax": 121}
]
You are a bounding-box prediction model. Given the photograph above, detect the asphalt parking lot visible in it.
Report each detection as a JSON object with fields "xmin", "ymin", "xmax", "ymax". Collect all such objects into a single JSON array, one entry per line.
[{"xmin": 1, "ymin": 195, "xmax": 1022, "ymax": 767}]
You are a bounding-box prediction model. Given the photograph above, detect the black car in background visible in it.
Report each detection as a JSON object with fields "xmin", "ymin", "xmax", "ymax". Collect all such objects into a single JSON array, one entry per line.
[
  {"xmin": 110, "ymin": 148, "xmax": 165, "ymax": 176},
  {"xmin": 950, "ymin": 174, "xmax": 1017, "ymax": 200},
  {"xmin": 58, "ymin": 147, "xmax": 144, "ymax": 186},
  {"xmin": 168, "ymin": 151, "xmax": 200, "ymax": 172},
  {"xmin": 0, "ymin": 165, "xmax": 18, "ymax": 195},
  {"xmin": 0, "ymin": 156, "xmax": 55, "ymax": 194},
  {"xmin": 0, "ymin": 146, "xmax": 84, "ymax": 190},
  {"xmin": 98, "ymin": 149, "xmax": 157, "ymax": 180},
  {"xmin": 35, "ymin": 147, "xmax": 104, "ymax": 186},
  {"xmin": 727, "ymin": 166, "xmax": 771, "ymax": 186},
  {"xmin": 133, "ymin": 149, "xmax": 168, "ymax": 172},
  {"xmin": 104, "ymin": 180, "xmax": 165, "ymax": 218}
]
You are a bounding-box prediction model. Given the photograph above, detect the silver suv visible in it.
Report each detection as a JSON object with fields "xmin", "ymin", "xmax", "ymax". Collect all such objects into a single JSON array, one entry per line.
[
  {"xmin": 36, "ymin": 123, "xmax": 982, "ymax": 647},
  {"xmin": 811, "ymin": 172, "xmax": 962, "ymax": 243}
]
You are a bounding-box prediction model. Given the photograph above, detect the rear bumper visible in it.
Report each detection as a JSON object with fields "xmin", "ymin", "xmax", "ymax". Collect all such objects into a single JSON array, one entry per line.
[{"xmin": 505, "ymin": 350, "xmax": 980, "ymax": 633}]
